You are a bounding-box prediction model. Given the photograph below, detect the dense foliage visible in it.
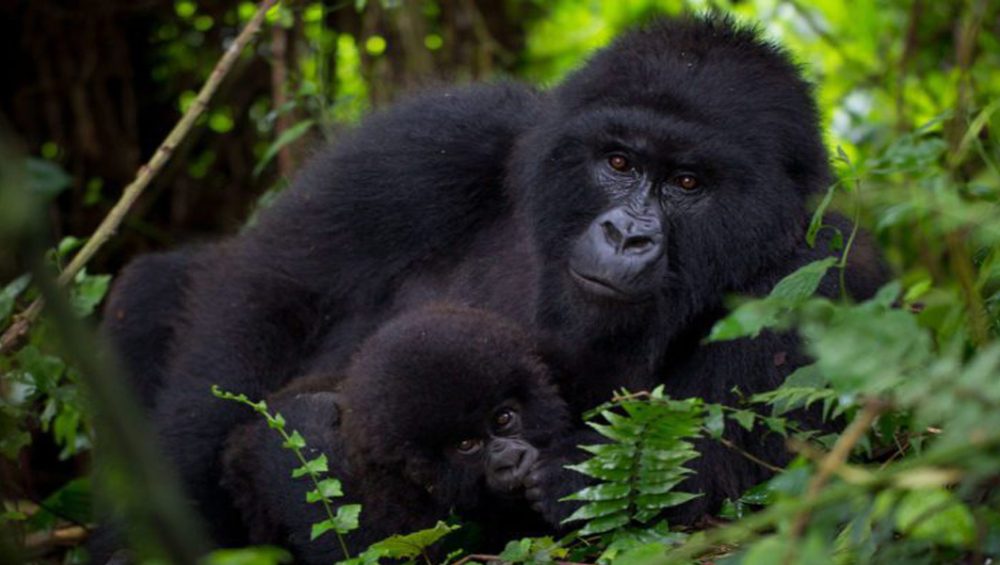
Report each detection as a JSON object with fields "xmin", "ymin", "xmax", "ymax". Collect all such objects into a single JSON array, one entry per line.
[{"xmin": 2, "ymin": 0, "xmax": 999, "ymax": 563}]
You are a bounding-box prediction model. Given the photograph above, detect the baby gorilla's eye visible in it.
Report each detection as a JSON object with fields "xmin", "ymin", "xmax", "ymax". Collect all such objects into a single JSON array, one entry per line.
[
  {"xmin": 456, "ymin": 438, "xmax": 483, "ymax": 455},
  {"xmin": 607, "ymin": 154, "xmax": 632, "ymax": 173},
  {"xmin": 672, "ymin": 174, "xmax": 700, "ymax": 191},
  {"xmin": 494, "ymin": 408, "xmax": 516, "ymax": 428}
]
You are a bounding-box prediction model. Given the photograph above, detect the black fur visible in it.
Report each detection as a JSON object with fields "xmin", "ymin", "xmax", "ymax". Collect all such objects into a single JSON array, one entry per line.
[
  {"xmin": 100, "ymin": 247, "xmax": 202, "ymax": 410},
  {"xmin": 221, "ymin": 306, "xmax": 568, "ymax": 562},
  {"xmin": 103, "ymin": 14, "xmax": 889, "ymax": 548}
]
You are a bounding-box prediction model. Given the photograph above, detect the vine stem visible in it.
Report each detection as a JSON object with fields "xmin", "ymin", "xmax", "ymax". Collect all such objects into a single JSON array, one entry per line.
[
  {"xmin": 0, "ymin": 0, "xmax": 280, "ymax": 355},
  {"xmin": 272, "ymin": 424, "xmax": 352, "ymax": 560}
]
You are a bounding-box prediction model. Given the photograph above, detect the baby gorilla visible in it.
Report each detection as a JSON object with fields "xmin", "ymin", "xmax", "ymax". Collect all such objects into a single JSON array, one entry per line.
[{"xmin": 221, "ymin": 305, "xmax": 570, "ymax": 562}]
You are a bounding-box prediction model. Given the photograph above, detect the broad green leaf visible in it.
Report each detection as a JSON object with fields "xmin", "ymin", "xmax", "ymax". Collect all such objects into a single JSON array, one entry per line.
[
  {"xmin": 367, "ymin": 521, "xmax": 458, "ymax": 558},
  {"xmin": 895, "ymin": 488, "xmax": 975, "ymax": 547},
  {"xmin": 769, "ymin": 257, "xmax": 838, "ymax": 302}
]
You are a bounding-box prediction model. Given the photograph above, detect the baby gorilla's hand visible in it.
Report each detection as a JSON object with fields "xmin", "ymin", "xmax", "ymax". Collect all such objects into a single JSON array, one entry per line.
[{"xmin": 523, "ymin": 452, "xmax": 589, "ymax": 529}]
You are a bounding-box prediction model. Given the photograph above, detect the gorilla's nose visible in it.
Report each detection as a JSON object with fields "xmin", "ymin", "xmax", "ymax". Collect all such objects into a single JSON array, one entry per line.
[
  {"xmin": 567, "ymin": 206, "xmax": 664, "ymax": 301},
  {"xmin": 487, "ymin": 440, "xmax": 539, "ymax": 493},
  {"xmin": 598, "ymin": 208, "xmax": 663, "ymax": 257}
]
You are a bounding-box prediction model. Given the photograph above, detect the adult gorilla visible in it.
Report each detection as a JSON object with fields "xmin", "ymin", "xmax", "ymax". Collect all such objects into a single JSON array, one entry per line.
[{"xmin": 110, "ymin": 15, "xmax": 886, "ymax": 544}]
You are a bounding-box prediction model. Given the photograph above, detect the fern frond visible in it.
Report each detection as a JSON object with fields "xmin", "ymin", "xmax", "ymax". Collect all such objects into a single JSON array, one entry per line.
[{"xmin": 563, "ymin": 386, "xmax": 704, "ymax": 535}]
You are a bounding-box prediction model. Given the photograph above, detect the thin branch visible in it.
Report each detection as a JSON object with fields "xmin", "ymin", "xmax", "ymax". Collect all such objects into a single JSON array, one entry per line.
[
  {"xmin": 452, "ymin": 555, "xmax": 591, "ymax": 565},
  {"xmin": 0, "ymin": 0, "xmax": 280, "ymax": 355},
  {"xmin": 661, "ymin": 429, "xmax": 1000, "ymax": 564},
  {"xmin": 715, "ymin": 435, "xmax": 784, "ymax": 474},
  {"xmin": 784, "ymin": 399, "xmax": 887, "ymax": 561}
]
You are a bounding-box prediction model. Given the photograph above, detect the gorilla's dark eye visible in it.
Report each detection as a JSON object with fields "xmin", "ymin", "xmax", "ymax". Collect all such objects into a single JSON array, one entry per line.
[
  {"xmin": 456, "ymin": 438, "xmax": 483, "ymax": 455},
  {"xmin": 494, "ymin": 408, "xmax": 517, "ymax": 429},
  {"xmin": 673, "ymin": 174, "xmax": 700, "ymax": 191},
  {"xmin": 607, "ymin": 154, "xmax": 631, "ymax": 173}
]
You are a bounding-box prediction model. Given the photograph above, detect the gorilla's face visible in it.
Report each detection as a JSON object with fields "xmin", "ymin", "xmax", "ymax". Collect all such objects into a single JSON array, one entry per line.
[
  {"xmin": 370, "ymin": 385, "xmax": 566, "ymax": 513},
  {"xmin": 442, "ymin": 400, "xmax": 540, "ymax": 496},
  {"xmin": 517, "ymin": 20, "xmax": 830, "ymax": 344},
  {"xmin": 525, "ymin": 106, "xmax": 805, "ymax": 337},
  {"xmin": 340, "ymin": 306, "xmax": 571, "ymax": 511}
]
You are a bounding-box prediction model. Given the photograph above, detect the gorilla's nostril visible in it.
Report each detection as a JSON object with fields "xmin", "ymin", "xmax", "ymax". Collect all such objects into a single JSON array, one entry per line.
[
  {"xmin": 601, "ymin": 221, "xmax": 623, "ymax": 246},
  {"xmin": 622, "ymin": 235, "xmax": 655, "ymax": 254}
]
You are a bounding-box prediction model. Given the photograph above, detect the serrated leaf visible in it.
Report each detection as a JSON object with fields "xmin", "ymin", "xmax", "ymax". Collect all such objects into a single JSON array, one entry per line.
[
  {"xmin": 283, "ymin": 430, "xmax": 306, "ymax": 450},
  {"xmin": 292, "ymin": 454, "xmax": 328, "ymax": 478},
  {"xmin": 306, "ymin": 478, "xmax": 343, "ymax": 503},
  {"xmin": 769, "ymin": 257, "xmax": 838, "ymax": 302},
  {"xmin": 332, "ymin": 504, "xmax": 361, "ymax": 533}
]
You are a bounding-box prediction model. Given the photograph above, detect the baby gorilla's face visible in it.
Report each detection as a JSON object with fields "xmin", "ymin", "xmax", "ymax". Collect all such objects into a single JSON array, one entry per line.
[{"xmin": 448, "ymin": 402, "xmax": 539, "ymax": 496}]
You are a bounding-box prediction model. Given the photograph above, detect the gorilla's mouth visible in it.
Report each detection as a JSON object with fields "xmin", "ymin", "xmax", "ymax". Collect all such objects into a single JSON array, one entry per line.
[{"xmin": 568, "ymin": 268, "xmax": 651, "ymax": 303}]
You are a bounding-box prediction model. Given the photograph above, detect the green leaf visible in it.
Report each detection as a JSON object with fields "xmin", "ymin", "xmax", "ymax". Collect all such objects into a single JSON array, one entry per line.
[
  {"xmin": 27, "ymin": 477, "xmax": 91, "ymax": 530},
  {"xmin": 282, "ymin": 430, "xmax": 306, "ymax": 450},
  {"xmin": 306, "ymin": 478, "xmax": 344, "ymax": 503},
  {"xmin": 200, "ymin": 546, "xmax": 292, "ymax": 565},
  {"xmin": 564, "ymin": 499, "xmax": 629, "ymax": 522},
  {"xmin": 561, "ymin": 482, "xmax": 630, "ymax": 502},
  {"xmin": 577, "ymin": 511, "xmax": 630, "ymax": 535},
  {"xmin": 769, "ymin": 257, "xmax": 838, "ymax": 302},
  {"xmin": 331, "ymin": 504, "xmax": 362, "ymax": 534},
  {"xmin": 268, "ymin": 412, "xmax": 286, "ymax": 430},
  {"xmin": 57, "ymin": 236, "xmax": 83, "ymax": 259},
  {"xmin": 731, "ymin": 409, "xmax": 756, "ymax": 431},
  {"xmin": 26, "ymin": 157, "xmax": 72, "ymax": 199},
  {"xmin": 368, "ymin": 522, "xmax": 459, "ymax": 559},
  {"xmin": 0, "ymin": 273, "xmax": 30, "ymax": 326},
  {"xmin": 253, "ymin": 120, "xmax": 315, "ymax": 177},
  {"xmin": 292, "ymin": 453, "xmax": 328, "ymax": 478},
  {"xmin": 806, "ymin": 182, "xmax": 840, "ymax": 247},
  {"xmin": 704, "ymin": 403, "xmax": 725, "ymax": 439},
  {"xmin": 895, "ymin": 488, "xmax": 975, "ymax": 547},
  {"xmin": 69, "ymin": 269, "xmax": 110, "ymax": 317},
  {"xmin": 498, "ymin": 538, "xmax": 533, "ymax": 562}
]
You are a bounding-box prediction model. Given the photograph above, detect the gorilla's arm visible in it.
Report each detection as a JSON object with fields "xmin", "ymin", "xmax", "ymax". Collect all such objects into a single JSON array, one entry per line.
[{"xmin": 154, "ymin": 82, "xmax": 541, "ymax": 545}]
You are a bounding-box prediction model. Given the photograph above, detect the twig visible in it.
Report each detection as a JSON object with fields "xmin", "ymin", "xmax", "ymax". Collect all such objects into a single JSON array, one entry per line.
[
  {"xmin": 24, "ymin": 525, "xmax": 88, "ymax": 552},
  {"xmin": 716, "ymin": 435, "xmax": 784, "ymax": 474},
  {"xmin": 452, "ymin": 555, "xmax": 591, "ymax": 565},
  {"xmin": 785, "ymin": 399, "xmax": 886, "ymax": 561},
  {"xmin": 660, "ymin": 429, "xmax": 1000, "ymax": 564},
  {"xmin": 0, "ymin": 0, "xmax": 280, "ymax": 355}
]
